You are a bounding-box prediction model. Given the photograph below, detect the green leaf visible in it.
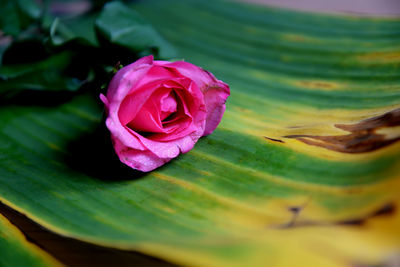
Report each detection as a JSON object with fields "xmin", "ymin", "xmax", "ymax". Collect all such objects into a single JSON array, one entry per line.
[
  {"xmin": 0, "ymin": 51, "xmax": 84, "ymax": 97},
  {"xmin": 0, "ymin": 213, "xmax": 61, "ymax": 267},
  {"xmin": 0, "ymin": 0, "xmax": 400, "ymax": 266},
  {"xmin": 0, "ymin": 0, "xmax": 41, "ymax": 36},
  {"xmin": 48, "ymin": 14, "xmax": 99, "ymax": 47},
  {"xmin": 95, "ymin": 1, "xmax": 177, "ymax": 59}
]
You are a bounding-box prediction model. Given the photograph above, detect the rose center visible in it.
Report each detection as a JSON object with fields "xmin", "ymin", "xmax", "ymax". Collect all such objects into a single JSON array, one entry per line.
[
  {"xmin": 160, "ymin": 91, "xmax": 177, "ymax": 121},
  {"xmin": 126, "ymin": 88, "xmax": 185, "ymax": 134}
]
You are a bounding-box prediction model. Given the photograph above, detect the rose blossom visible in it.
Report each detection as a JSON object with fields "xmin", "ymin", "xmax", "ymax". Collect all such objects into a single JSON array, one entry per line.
[{"xmin": 100, "ymin": 55, "xmax": 230, "ymax": 172}]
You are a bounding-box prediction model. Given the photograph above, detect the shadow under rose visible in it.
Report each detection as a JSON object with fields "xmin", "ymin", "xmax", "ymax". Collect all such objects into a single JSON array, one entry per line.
[
  {"xmin": 65, "ymin": 124, "xmax": 147, "ymax": 181},
  {"xmin": 0, "ymin": 90, "xmax": 77, "ymax": 107}
]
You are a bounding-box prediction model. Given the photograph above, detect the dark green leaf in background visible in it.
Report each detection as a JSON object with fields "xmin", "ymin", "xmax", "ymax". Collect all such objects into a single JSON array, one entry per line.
[
  {"xmin": 48, "ymin": 14, "xmax": 98, "ymax": 47},
  {"xmin": 0, "ymin": 51, "xmax": 85, "ymax": 98},
  {"xmin": 0, "ymin": 0, "xmax": 176, "ymax": 100},
  {"xmin": 0, "ymin": 0, "xmax": 41, "ymax": 36},
  {"xmin": 95, "ymin": 1, "xmax": 177, "ymax": 60}
]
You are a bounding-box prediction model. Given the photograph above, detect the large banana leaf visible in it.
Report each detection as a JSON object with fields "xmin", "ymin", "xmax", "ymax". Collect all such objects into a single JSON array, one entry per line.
[{"xmin": 1, "ymin": 0, "xmax": 400, "ymax": 266}]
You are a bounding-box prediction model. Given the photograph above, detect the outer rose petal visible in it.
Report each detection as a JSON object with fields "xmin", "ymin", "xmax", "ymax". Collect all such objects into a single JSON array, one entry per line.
[
  {"xmin": 201, "ymin": 81, "xmax": 230, "ymax": 135},
  {"xmin": 104, "ymin": 56, "xmax": 155, "ymax": 151},
  {"xmin": 106, "ymin": 55, "xmax": 153, "ymax": 102},
  {"xmin": 112, "ymin": 137, "xmax": 170, "ymax": 172}
]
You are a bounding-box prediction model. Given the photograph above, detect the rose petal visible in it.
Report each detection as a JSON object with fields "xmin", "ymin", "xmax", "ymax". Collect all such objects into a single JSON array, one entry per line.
[
  {"xmin": 134, "ymin": 65, "xmax": 180, "ymax": 90},
  {"xmin": 151, "ymin": 80, "xmax": 207, "ymax": 142},
  {"xmin": 107, "ymin": 119, "xmax": 145, "ymax": 151},
  {"xmin": 201, "ymin": 83, "xmax": 230, "ymax": 135},
  {"xmin": 107, "ymin": 55, "xmax": 154, "ymax": 102},
  {"xmin": 118, "ymin": 84, "xmax": 159, "ymax": 126},
  {"xmin": 113, "ymin": 137, "xmax": 170, "ymax": 172},
  {"xmin": 154, "ymin": 60, "xmax": 230, "ymax": 135},
  {"xmin": 125, "ymin": 87, "xmax": 180, "ymax": 134},
  {"xmin": 127, "ymin": 106, "xmax": 164, "ymax": 133},
  {"xmin": 99, "ymin": 93, "xmax": 109, "ymax": 110},
  {"xmin": 154, "ymin": 60, "xmax": 209, "ymax": 88},
  {"xmin": 160, "ymin": 91, "xmax": 177, "ymax": 120}
]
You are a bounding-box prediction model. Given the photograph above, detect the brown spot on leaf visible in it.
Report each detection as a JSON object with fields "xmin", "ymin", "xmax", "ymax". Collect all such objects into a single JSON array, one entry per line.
[
  {"xmin": 282, "ymin": 206, "xmax": 303, "ymax": 228},
  {"xmin": 288, "ymin": 206, "xmax": 302, "ymax": 214},
  {"xmin": 338, "ymin": 203, "xmax": 395, "ymax": 226},
  {"xmin": 276, "ymin": 202, "xmax": 310, "ymax": 229},
  {"xmin": 264, "ymin": 136, "xmax": 285, "ymax": 143},
  {"xmin": 284, "ymin": 108, "xmax": 400, "ymax": 153},
  {"xmin": 277, "ymin": 202, "xmax": 396, "ymax": 229},
  {"xmin": 287, "ymin": 125, "xmax": 304, "ymax": 129}
]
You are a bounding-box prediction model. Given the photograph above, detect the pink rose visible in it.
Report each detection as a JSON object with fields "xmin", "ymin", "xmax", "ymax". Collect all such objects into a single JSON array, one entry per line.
[{"xmin": 100, "ymin": 55, "xmax": 230, "ymax": 172}]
